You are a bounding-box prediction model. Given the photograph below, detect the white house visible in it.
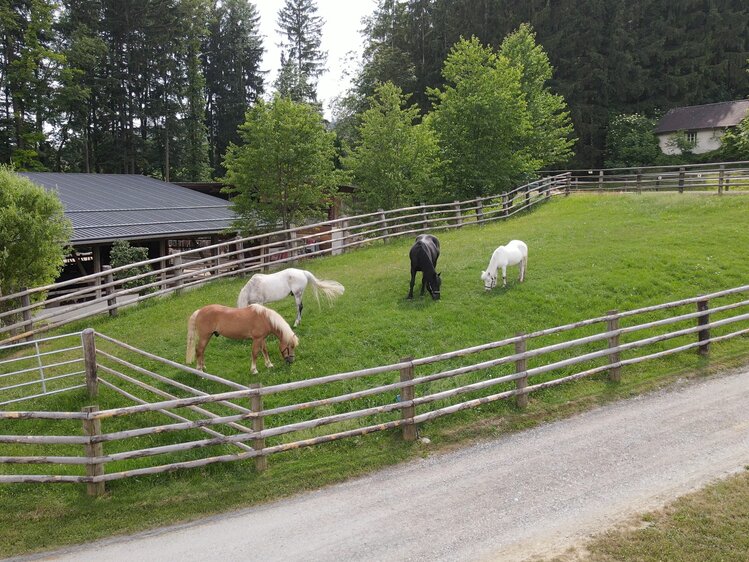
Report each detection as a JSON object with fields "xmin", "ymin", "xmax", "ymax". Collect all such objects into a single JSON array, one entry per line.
[{"xmin": 654, "ymin": 100, "xmax": 749, "ymax": 155}]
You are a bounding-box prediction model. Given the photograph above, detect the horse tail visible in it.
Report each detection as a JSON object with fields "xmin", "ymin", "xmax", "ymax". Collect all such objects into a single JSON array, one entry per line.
[
  {"xmin": 302, "ymin": 270, "xmax": 345, "ymax": 305},
  {"xmin": 185, "ymin": 310, "xmax": 200, "ymax": 364}
]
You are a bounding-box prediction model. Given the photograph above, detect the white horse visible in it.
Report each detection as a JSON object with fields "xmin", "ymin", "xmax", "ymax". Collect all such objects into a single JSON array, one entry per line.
[
  {"xmin": 480, "ymin": 240, "xmax": 528, "ymax": 290},
  {"xmin": 237, "ymin": 268, "xmax": 345, "ymax": 327}
]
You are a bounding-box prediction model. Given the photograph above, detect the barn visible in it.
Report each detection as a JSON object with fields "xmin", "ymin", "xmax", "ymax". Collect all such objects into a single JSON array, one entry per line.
[{"xmin": 19, "ymin": 173, "xmax": 237, "ymax": 281}]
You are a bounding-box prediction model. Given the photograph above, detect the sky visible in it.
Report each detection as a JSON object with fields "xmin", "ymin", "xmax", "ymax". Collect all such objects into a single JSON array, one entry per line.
[{"xmin": 255, "ymin": 0, "xmax": 378, "ymax": 119}]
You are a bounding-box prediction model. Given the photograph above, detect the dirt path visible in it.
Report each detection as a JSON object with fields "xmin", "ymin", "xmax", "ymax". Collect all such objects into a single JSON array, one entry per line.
[{"xmin": 19, "ymin": 367, "xmax": 749, "ymax": 562}]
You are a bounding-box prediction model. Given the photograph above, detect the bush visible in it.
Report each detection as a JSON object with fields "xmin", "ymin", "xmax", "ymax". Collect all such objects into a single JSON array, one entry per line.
[
  {"xmin": 0, "ymin": 166, "xmax": 71, "ymax": 297},
  {"xmin": 109, "ymin": 240, "xmax": 155, "ymax": 293},
  {"xmin": 604, "ymin": 113, "xmax": 661, "ymax": 168}
]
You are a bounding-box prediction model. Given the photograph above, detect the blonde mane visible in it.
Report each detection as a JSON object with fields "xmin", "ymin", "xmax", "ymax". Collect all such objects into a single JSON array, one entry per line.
[{"xmin": 249, "ymin": 304, "xmax": 298, "ymax": 345}]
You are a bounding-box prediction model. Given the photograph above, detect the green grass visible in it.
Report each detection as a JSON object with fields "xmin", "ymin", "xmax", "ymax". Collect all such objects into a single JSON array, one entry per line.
[
  {"xmin": 567, "ymin": 468, "xmax": 749, "ymax": 561},
  {"xmin": 2, "ymin": 193, "xmax": 749, "ymax": 557}
]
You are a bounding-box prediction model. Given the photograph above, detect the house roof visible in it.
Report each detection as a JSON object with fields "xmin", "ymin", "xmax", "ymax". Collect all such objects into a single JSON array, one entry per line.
[
  {"xmin": 654, "ymin": 100, "xmax": 749, "ymax": 134},
  {"xmin": 20, "ymin": 173, "xmax": 236, "ymax": 245}
]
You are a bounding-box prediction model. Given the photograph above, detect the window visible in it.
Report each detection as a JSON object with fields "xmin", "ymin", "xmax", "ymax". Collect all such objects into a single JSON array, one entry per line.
[{"xmin": 686, "ymin": 131, "xmax": 698, "ymax": 144}]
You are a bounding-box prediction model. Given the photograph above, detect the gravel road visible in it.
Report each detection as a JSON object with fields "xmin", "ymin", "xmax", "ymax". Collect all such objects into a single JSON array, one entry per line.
[{"xmin": 19, "ymin": 367, "xmax": 749, "ymax": 562}]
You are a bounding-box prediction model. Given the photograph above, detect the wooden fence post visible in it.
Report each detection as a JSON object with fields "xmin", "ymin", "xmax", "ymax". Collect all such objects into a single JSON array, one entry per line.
[
  {"xmin": 502, "ymin": 193, "xmax": 509, "ymax": 217},
  {"xmin": 260, "ymin": 237, "xmax": 270, "ymax": 272},
  {"xmin": 158, "ymin": 255, "xmax": 168, "ymax": 291},
  {"xmin": 20, "ymin": 290, "xmax": 33, "ymax": 341},
  {"xmin": 82, "ymin": 405, "xmax": 105, "ymax": 497},
  {"xmin": 606, "ymin": 310, "xmax": 621, "ymax": 382},
  {"xmin": 250, "ymin": 383, "xmax": 267, "ymax": 472},
  {"xmin": 565, "ymin": 175, "xmax": 571, "ymax": 196},
  {"xmin": 399, "ymin": 357, "xmax": 417, "ymax": 441},
  {"xmin": 598, "ymin": 170, "xmax": 604, "ymax": 192},
  {"xmin": 339, "ymin": 217, "xmax": 350, "ymax": 254},
  {"xmin": 287, "ymin": 230, "xmax": 298, "ymax": 264},
  {"xmin": 420, "ymin": 203, "xmax": 428, "ymax": 231},
  {"xmin": 172, "ymin": 255, "xmax": 184, "ymax": 294},
  {"xmin": 525, "ymin": 185, "xmax": 530, "ymax": 207},
  {"xmin": 210, "ymin": 235, "xmax": 219, "ymax": 276},
  {"xmin": 453, "ymin": 201, "xmax": 463, "ymax": 228},
  {"xmin": 102, "ymin": 265, "xmax": 118, "ymax": 317},
  {"xmin": 82, "ymin": 328, "xmax": 98, "ymax": 399},
  {"xmin": 636, "ymin": 169, "xmax": 642, "ymax": 194},
  {"xmin": 697, "ymin": 298, "xmax": 710, "ymax": 356},
  {"xmin": 331, "ymin": 217, "xmax": 348, "ymax": 256},
  {"xmin": 678, "ymin": 167, "xmax": 685, "ymax": 193},
  {"xmin": 514, "ymin": 333, "xmax": 528, "ymax": 409},
  {"xmin": 378, "ymin": 209, "xmax": 389, "ymax": 240},
  {"xmin": 475, "ymin": 199, "xmax": 484, "ymax": 223},
  {"xmin": 718, "ymin": 164, "xmax": 725, "ymax": 195}
]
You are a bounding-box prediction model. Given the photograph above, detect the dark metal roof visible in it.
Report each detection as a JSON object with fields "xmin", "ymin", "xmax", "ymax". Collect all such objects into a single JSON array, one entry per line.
[
  {"xmin": 654, "ymin": 100, "xmax": 749, "ymax": 134},
  {"xmin": 20, "ymin": 173, "xmax": 236, "ymax": 244}
]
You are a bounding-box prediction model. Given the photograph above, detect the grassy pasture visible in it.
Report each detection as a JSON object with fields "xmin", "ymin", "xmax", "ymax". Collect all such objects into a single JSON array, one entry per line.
[{"xmin": 2, "ymin": 193, "xmax": 749, "ymax": 557}]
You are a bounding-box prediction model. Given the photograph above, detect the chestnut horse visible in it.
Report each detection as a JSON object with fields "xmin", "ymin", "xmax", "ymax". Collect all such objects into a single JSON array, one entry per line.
[{"xmin": 185, "ymin": 304, "xmax": 299, "ymax": 374}]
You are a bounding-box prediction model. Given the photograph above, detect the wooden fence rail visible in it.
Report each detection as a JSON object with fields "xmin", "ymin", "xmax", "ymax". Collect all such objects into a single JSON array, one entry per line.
[
  {"xmin": 0, "ymin": 174, "xmax": 569, "ymax": 344},
  {"xmin": 2, "ymin": 283, "xmax": 748, "ymax": 494},
  {"xmin": 549, "ymin": 160, "xmax": 749, "ymax": 194}
]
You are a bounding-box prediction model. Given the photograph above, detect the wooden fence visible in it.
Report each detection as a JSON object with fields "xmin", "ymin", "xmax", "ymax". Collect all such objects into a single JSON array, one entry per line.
[
  {"xmin": 548, "ymin": 160, "xmax": 749, "ymax": 193},
  {"xmin": 0, "ymin": 174, "xmax": 569, "ymax": 345},
  {"xmin": 2, "ymin": 283, "xmax": 748, "ymax": 495}
]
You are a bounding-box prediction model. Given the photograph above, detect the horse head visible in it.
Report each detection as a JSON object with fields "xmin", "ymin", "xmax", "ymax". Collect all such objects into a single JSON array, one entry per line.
[
  {"xmin": 480, "ymin": 270, "xmax": 496, "ymax": 291},
  {"xmin": 428, "ymin": 272, "xmax": 442, "ymax": 300},
  {"xmin": 280, "ymin": 333, "xmax": 299, "ymax": 364}
]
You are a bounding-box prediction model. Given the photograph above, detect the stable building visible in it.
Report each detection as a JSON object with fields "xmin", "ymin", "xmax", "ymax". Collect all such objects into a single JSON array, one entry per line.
[{"xmin": 20, "ymin": 173, "xmax": 237, "ymax": 281}]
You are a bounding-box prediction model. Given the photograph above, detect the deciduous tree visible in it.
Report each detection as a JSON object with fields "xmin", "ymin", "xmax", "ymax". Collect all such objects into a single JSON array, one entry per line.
[
  {"xmin": 222, "ymin": 96, "xmax": 339, "ymax": 232},
  {"xmin": 428, "ymin": 37, "xmax": 537, "ymax": 199},
  {"xmin": 343, "ymin": 81, "xmax": 441, "ymax": 211}
]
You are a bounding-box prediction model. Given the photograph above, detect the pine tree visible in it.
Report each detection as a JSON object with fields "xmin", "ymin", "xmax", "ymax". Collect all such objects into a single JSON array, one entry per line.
[
  {"xmin": 1, "ymin": 0, "xmax": 61, "ymax": 170},
  {"xmin": 274, "ymin": 0, "xmax": 326, "ymax": 103},
  {"xmin": 204, "ymin": 0, "xmax": 265, "ymax": 176}
]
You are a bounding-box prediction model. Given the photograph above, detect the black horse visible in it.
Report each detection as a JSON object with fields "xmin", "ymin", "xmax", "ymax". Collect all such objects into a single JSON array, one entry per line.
[{"xmin": 408, "ymin": 234, "xmax": 441, "ymax": 300}]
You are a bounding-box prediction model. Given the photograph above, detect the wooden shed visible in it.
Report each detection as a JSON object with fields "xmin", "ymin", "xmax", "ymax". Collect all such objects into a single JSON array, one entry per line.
[{"xmin": 20, "ymin": 173, "xmax": 237, "ymax": 281}]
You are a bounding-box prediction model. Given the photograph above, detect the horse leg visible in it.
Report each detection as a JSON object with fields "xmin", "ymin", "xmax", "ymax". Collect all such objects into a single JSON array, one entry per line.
[
  {"xmin": 420, "ymin": 274, "xmax": 427, "ymax": 296},
  {"xmin": 520, "ymin": 258, "xmax": 526, "ymax": 282},
  {"xmin": 196, "ymin": 335, "xmax": 210, "ymax": 371},
  {"xmin": 261, "ymin": 338, "xmax": 274, "ymax": 368},
  {"xmin": 502, "ymin": 265, "xmax": 508, "ymax": 287},
  {"xmin": 250, "ymin": 339, "xmax": 261, "ymax": 374},
  {"xmin": 293, "ymin": 292, "xmax": 303, "ymax": 327},
  {"xmin": 407, "ymin": 268, "xmax": 416, "ymax": 299}
]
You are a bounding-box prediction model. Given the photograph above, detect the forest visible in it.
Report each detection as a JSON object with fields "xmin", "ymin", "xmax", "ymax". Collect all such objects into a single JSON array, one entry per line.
[{"xmin": 2, "ymin": 0, "xmax": 748, "ymax": 179}]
